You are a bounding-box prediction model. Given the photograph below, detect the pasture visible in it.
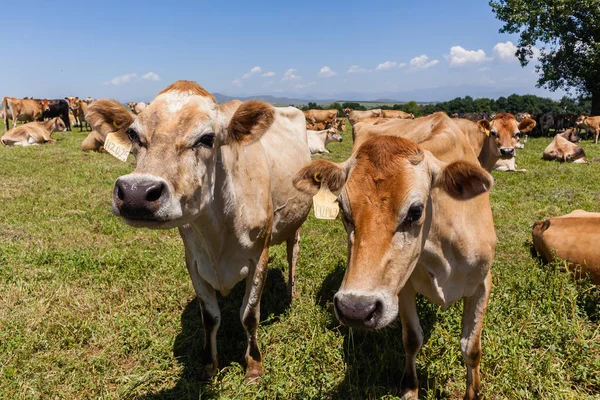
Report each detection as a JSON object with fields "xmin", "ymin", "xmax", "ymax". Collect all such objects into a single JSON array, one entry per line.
[{"xmin": 0, "ymin": 121, "xmax": 599, "ymax": 399}]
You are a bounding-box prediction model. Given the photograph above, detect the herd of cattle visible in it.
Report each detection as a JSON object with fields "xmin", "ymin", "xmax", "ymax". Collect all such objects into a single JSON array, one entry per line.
[{"xmin": 1, "ymin": 83, "xmax": 599, "ymax": 399}]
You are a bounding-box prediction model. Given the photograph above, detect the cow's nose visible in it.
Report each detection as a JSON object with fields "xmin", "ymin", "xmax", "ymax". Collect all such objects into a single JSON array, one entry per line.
[
  {"xmin": 334, "ymin": 293, "xmax": 382, "ymax": 329},
  {"xmin": 500, "ymin": 147, "xmax": 515, "ymax": 157},
  {"xmin": 113, "ymin": 177, "xmax": 168, "ymax": 219}
]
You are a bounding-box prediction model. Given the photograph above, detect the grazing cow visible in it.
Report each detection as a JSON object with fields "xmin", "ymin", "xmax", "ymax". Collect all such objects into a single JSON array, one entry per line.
[
  {"xmin": 303, "ymin": 109, "xmax": 338, "ymax": 124},
  {"xmin": 575, "ymin": 115, "xmax": 600, "ymax": 143},
  {"xmin": 542, "ymin": 134, "xmax": 588, "ymax": 163},
  {"xmin": 539, "ymin": 113, "xmax": 554, "ymax": 136},
  {"xmin": 307, "ymin": 128, "xmax": 342, "ymax": 154},
  {"xmin": 128, "ymin": 101, "xmax": 148, "ymax": 115},
  {"xmin": 1, "ymin": 117, "xmax": 66, "ymax": 146},
  {"xmin": 453, "ymin": 114, "xmax": 536, "ymax": 172},
  {"xmin": 381, "ymin": 110, "xmax": 414, "ymax": 119},
  {"xmin": 294, "ymin": 112, "xmax": 495, "ymax": 399},
  {"xmin": 86, "ymin": 81, "xmax": 312, "ymax": 380},
  {"xmin": 2, "ymin": 97, "xmax": 49, "ymax": 129},
  {"xmin": 533, "ymin": 210, "xmax": 600, "ymax": 284}
]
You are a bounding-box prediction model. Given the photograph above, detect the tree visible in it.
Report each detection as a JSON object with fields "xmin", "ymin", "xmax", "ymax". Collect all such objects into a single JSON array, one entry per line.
[{"xmin": 490, "ymin": 0, "xmax": 600, "ymax": 115}]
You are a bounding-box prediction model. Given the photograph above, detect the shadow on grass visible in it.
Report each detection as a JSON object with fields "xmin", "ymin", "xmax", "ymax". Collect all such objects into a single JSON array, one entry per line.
[
  {"xmin": 143, "ymin": 267, "xmax": 290, "ymax": 400},
  {"xmin": 316, "ymin": 263, "xmax": 440, "ymax": 399}
]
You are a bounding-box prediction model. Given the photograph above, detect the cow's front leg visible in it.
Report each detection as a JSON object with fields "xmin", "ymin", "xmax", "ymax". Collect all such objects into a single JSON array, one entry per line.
[
  {"xmin": 240, "ymin": 246, "xmax": 269, "ymax": 381},
  {"xmin": 461, "ymin": 271, "xmax": 492, "ymax": 400},
  {"xmin": 285, "ymin": 229, "xmax": 301, "ymax": 300},
  {"xmin": 398, "ymin": 285, "xmax": 422, "ymax": 400}
]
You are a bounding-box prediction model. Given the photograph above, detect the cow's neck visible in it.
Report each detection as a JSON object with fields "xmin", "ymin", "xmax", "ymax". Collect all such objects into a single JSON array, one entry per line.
[
  {"xmin": 42, "ymin": 119, "xmax": 56, "ymax": 131},
  {"xmin": 478, "ymin": 137, "xmax": 498, "ymax": 172},
  {"xmin": 316, "ymin": 130, "xmax": 329, "ymax": 144}
]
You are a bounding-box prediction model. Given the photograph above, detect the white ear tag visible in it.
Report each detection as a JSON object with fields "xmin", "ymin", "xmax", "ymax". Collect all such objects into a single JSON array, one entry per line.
[
  {"xmin": 104, "ymin": 131, "xmax": 132, "ymax": 162},
  {"xmin": 313, "ymin": 182, "xmax": 340, "ymax": 220}
]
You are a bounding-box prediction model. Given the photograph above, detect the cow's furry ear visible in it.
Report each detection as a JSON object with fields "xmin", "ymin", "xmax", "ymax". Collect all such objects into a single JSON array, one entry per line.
[
  {"xmin": 476, "ymin": 119, "xmax": 491, "ymax": 136},
  {"xmin": 226, "ymin": 101, "xmax": 275, "ymax": 145},
  {"xmin": 85, "ymin": 99, "xmax": 135, "ymax": 135},
  {"xmin": 518, "ymin": 118, "xmax": 536, "ymax": 133},
  {"xmin": 436, "ymin": 160, "xmax": 493, "ymax": 200},
  {"xmin": 293, "ymin": 160, "xmax": 348, "ymax": 196}
]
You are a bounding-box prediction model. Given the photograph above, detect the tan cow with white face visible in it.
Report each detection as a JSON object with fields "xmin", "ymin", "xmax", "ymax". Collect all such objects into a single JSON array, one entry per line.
[
  {"xmin": 86, "ymin": 81, "xmax": 312, "ymax": 381},
  {"xmin": 294, "ymin": 112, "xmax": 496, "ymax": 399}
]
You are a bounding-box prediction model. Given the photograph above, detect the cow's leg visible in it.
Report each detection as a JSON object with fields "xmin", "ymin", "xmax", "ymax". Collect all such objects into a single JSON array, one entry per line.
[
  {"xmin": 240, "ymin": 245, "xmax": 269, "ymax": 381},
  {"xmin": 285, "ymin": 229, "xmax": 301, "ymax": 300},
  {"xmin": 461, "ymin": 270, "xmax": 492, "ymax": 400},
  {"xmin": 595, "ymin": 129, "xmax": 599, "ymax": 144},
  {"xmin": 398, "ymin": 285, "xmax": 422, "ymax": 399}
]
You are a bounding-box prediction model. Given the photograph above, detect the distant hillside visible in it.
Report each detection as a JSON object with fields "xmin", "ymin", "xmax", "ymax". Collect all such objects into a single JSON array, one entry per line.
[{"xmin": 213, "ymin": 93, "xmax": 335, "ymax": 106}]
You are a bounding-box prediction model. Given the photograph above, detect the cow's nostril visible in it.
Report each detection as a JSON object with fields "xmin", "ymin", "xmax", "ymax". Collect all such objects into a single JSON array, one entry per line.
[
  {"xmin": 116, "ymin": 182, "xmax": 126, "ymax": 201},
  {"xmin": 145, "ymin": 182, "xmax": 164, "ymax": 202}
]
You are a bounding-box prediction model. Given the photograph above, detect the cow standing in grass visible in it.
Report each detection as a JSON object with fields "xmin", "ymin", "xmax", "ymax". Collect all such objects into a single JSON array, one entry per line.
[{"xmin": 86, "ymin": 81, "xmax": 312, "ymax": 381}]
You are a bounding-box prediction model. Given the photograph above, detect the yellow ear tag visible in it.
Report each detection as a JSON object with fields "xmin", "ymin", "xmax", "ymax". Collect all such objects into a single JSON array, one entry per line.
[
  {"xmin": 104, "ymin": 131, "xmax": 132, "ymax": 162},
  {"xmin": 313, "ymin": 180, "xmax": 339, "ymax": 220}
]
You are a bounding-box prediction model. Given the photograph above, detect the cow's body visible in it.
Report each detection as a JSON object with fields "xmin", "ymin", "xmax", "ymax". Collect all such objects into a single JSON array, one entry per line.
[
  {"xmin": 307, "ymin": 128, "xmax": 342, "ymax": 154},
  {"xmin": 2, "ymin": 97, "xmax": 47, "ymax": 129},
  {"xmin": 41, "ymin": 99, "xmax": 71, "ymax": 131},
  {"xmin": 86, "ymin": 82, "xmax": 312, "ymax": 381},
  {"xmin": 303, "ymin": 109, "xmax": 337, "ymax": 124},
  {"xmin": 381, "ymin": 109, "xmax": 414, "ymax": 119},
  {"xmin": 542, "ymin": 134, "xmax": 588, "ymax": 163},
  {"xmin": 346, "ymin": 109, "xmax": 382, "ymax": 125},
  {"xmin": 533, "ymin": 210, "xmax": 600, "ymax": 284},
  {"xmin": 540, "ymin": 113, "xmax": 554, "ymax": 136},
  {"xmin": 307, "ymin": 121, "xmax": 333, "ymax": 131},
  {"xmin": 296, "ymin": 112, "xmax": 496, "ymax": 399},
  {"xmin": 1, "ymin": 117, "xmax": 66, "ymax": 146},
  {"xmin": 576, "ymin": 115, "xmax": 600, "ymax": 143}
]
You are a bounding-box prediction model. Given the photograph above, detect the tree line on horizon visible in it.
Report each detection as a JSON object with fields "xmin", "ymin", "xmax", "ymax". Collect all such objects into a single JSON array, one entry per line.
[{"xmin": 302, "ymin": 93, "xmax": 591, "ymax": 118}]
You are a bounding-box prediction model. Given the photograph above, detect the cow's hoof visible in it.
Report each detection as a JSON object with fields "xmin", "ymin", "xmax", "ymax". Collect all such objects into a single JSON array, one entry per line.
[
  {"xmin": 400, "ymin": 389, "xmax": 418, "ymax": 400},
  {"xmin": 245, "ymin": 368, "xmax": 262, "ymax": 384},
  {"xmin": 198, "ymin": 363, "xmax": 217, "ymax": 381}
]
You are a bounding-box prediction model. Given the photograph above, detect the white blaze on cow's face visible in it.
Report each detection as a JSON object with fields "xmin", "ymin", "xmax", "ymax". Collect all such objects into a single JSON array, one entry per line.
[{"xmin": 292, "ymin": 136, "xmax": 492, "ymax": 330}]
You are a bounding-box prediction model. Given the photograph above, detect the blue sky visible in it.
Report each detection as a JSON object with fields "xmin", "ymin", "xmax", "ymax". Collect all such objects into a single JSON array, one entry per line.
[{"xmin": 0, "ymin": 0, "xmax": 564, "ymax": 102}]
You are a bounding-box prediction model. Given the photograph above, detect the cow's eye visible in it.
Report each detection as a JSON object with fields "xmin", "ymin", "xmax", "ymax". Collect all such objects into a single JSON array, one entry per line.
[
  {"xmin": 490, "ymin": 130, "xmax": 497, "ymax": 137},
  {"xmin": 194, "ymin": 133, "xmax": 215, "ymax": 149},
  {"xmin": 125, "ymin": 128, "xmax": 139, "ymax": 142},
  {"xmin": 404, "ymin": 203, "xmax": 424, "ymax": 225}
]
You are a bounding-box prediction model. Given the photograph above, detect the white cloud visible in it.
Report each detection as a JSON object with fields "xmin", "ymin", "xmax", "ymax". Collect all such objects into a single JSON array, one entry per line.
[
  {"xmin": 104, "ymin": 73, "xmax": 137, "ymax": 86},
  {"xmin": 242, "ymin": 66, "xmax": 262, "ymax": 79},
  {"xmin": 282, "ymin": 68, "xmax": 301, "ymax": 81},
  {"xmin": 446, "ymin": 46, "xmax": 491, "ymax": 66},
  {"xmin": 408, "ymin": 55, "xmax": 439, "ymax": 71},
  {"xmin": 318, "ymin": 66, "xmax": 337, "ymax": 78},
  {"xmin": 232, "ymin": 79, "xmax": 241, "ymax": 87},
  {"xmin": 348, "ymin": 65, "xmax": 370, "ymax": 73},
  {"xmin": 493, "ymin": 41, "xmax": 518, "ymax": 62},
  {"xmin": 478, "ymin": 66, "xmax": 491, "ymax": 72},
  {"xmin": 399, "ymin": 63, "xmax": 407, "ymax": 67},
  {"xmin": 142, "ymin": 72, "xmax": 160, "ymax": 81},
  {"xmin": 375, "ymin": 61, "xmax": 399, "ymax": 71},
  {"xmin": 262, "ymin": 71, "xmax": 275, "ymax": 77}
]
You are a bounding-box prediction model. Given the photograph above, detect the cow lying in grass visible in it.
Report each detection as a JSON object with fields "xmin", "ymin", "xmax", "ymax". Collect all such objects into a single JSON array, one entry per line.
[
  {"xmin": 542, "ymin": 134, "xmax": 588, "ymax": 163},
  {"xmin": 307, "ymin": 128, "xmax": 342, "ymax": 154},
  {"xmin": 1, "ymin": 117, "xmax": 66, "ymax": 146}
]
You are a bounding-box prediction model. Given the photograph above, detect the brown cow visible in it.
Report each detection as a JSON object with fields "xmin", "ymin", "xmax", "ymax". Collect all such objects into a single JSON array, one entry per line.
[
  {"xmin": 2, "ymin": 97, "xmax": 49, "ymax": 129},
  {"xmin": 67, "ymin": 97, "xmax": 90, "ymax": 131},
  {"xmin": 575, "ymin": 115, "xmax": 600, "ymax": 143},
  {"xmin": 533, "ymin": 210, "xmax": 600, "ymax": 284},
  {"xmin": 306, "ymin": 121, "xmax": 333, "ymax": 131},
  {"xmin": 542, "ymin": 134, "xmax": 588, "ymax": 163},
  {"xmin": 381, "ymin": 109, "xmax": 414, "ymax": 119},
  {"xmin": 86, "ymin": 81, "xmax": 312, "ymax": 381},
  {"xmin": 295, "ymin": 112, "xmax": 496, "ymax": 399},
  {"xmin": 346, "ymin": 109, "xmax": 382, "ymax": 125},
  {"xmin": 335, "ymin": 118, "xmax": 346, "ymax": 132},
  {"xmin": 303, "ymin": 109, "xmax": 337, "ymax": 124},
  {"xmin": 1, "ymin": 117, "xmax": 66, "ymax": 146}
]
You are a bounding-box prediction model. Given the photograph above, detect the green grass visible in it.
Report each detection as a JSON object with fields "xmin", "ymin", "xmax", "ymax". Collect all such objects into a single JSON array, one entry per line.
[{"xmin": 0, "ymin": 122, "xmax": 599, "ymax": 399}]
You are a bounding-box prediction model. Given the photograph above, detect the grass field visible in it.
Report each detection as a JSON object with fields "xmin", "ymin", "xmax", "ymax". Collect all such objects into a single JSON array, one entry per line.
[{"xmin": 1, "ymin": 120, "xmax": 599, "ymax": 399}]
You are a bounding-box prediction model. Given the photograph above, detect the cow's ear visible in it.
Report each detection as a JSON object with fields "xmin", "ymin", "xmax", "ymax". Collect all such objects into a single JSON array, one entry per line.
[
  {"xmin": 429, "ymin": 153, "xmax": 492, "ymax": 200},
  {"xmin": 293, "ymin": 160, "xmax": 348, "ymax": 196},
  {"xmin": 226, "ymin": 100, "xmax": 275, "ymax": 145},
  {"xmin": 85, "ymin": 99, "xmax": 134, "ymax": 134},
  {"xmin": 518, "ymin": 118, "xmax": 536, "ymax": 133},
  {"xmin": 476, "ymin": 119, "xmax": 491, "ymax": 136}
]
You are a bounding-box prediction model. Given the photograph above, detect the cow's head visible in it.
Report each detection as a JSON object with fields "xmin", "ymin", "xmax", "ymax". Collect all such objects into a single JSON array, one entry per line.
[
  {"xmin": 477, "ymin": 113, "xmax": 536, "ymax": 159},
  {"xmin": 52, "ymin": 117, "xmax": 67, "ymax": 132},
  {"xmin": 343, "ymin": 108, "xmax": 352, "ymax": 116},
  {"xmin": 86, "ymin": 80, "xmax": 275, "ymax": 229},
  {"xmin": 575, "ymin": 115, "xmax": 588, "ymax": 127},
  {"xmin": 40, "ymin": 99, "xmax": 51, "ymax": 113},
  {"xmin": 127, "ymin": 102, "xmax": 136, "ymax": 111},
  {"xmin": 325, "ymin": 128, "xmax": 343, "ymax": 144},
  {"xmin": 66, "ymin": 97, "xmax": 80, "ymax": 111},
  {"xmin": 293, "ymin": 136, "xmax": 492, "ymax": 329}
]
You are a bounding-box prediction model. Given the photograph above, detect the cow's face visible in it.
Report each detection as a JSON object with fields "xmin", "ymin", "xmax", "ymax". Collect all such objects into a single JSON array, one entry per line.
[
  {"xmin": 53, "ymin": 117, "xmax": 67, "ymax": 132},
  {"xmin": 343, "ymin": 108, "xmax": 352, "ymax": 116},
  {"xmin": 40, "ymin": 100, "xmax": 50, "ymax": 113},
  {"xmin": 293, "ymin": 136, "xmax": 492, "ymax": 329},
  {"xmin": 576, "ymin": 115, "xmax": 588, "ymax": 127},
  {"xmin": 326, "ymin": 128, "xmax": 342, "ymax": 144},
  {"xmin": 128, "ymin": 102, "xmax": 136, "ymax": 111},
  {"xmin": 477, "ymin": 113, "xmax": 536, "ymax": 159},
  {"xmin": 86, "ymin": 81, "xmax": 275, "ymax": 230}
]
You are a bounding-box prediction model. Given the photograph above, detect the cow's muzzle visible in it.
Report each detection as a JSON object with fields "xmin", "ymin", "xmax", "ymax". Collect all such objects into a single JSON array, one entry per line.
[
  {"xmin": 334, "ymin": 292, "xmax": 383, "ymax": 329},
  {"xmin": 499, "ymin": 147, "xmax": 515, "ymax": 158},
  {"xmin": 113, "ymin": 175, "xmax": 169, "ymax": 220}
]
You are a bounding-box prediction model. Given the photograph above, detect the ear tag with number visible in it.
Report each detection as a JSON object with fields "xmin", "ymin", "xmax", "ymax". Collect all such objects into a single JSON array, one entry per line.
[
  {"xmin": 104, "ymin": 131, "xmax": 132, "ymax": 162},
  {"xmin": 312, "ymin": 173, "xmax": 340, "ymax": 220}
]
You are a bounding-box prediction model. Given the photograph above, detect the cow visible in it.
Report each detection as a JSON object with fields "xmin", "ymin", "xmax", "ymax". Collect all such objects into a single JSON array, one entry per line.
[
  {"xmin": 452, "ymin": 114, "xmax": 536, "ymax": 172},
  {"xmin": 68, "ymin": 97, "xmax": 90, "ymax": 131},
  {"xmin": 381, "ymin": 110, "xmax": 414, "ymax": 119},
  {"xmin": 575, "ymin": 115, "xmax": 600, "ymax": 143},
  {"xmin": 335, "ymin": 118, "xmax": 346, "ymax": 132},
  {"xmin": 307, "ymin": 120, "xmax": 334, "ymax": 131},
  {"xmin": 41, "ymin": 99, "xmax": 71, "ymax": 131},
  {"xmin": 344, "ymin": 108, "xmax": 382, "ymax": 125},
  {"xmin": 307, "ymin": 128, "xmax": 342, "ymax": 154},
  {"xmin": 542, "ymin": 134, "xmax": 588, "ymax": 163},
  {"xmin": 533, "ymin": 210, "xmax": 600, "ymax": 284},
  {"xmin": 1, "ymin": 117, "xmax": 66, "ymax": 146},
  {"xmin": 553, "ymin": 113, "xmax": 576, "ymax": 132},
  {"xmin": 303, "ymin": 109, "xmax": 338, "ymax": 124},
  {"xmin": 293, "ymin": 112, "xmax": 496, "ymax": 399},
  {"xmin": 85, "ymin": 81, "xmax": 312, "ymax": 381},
  {"xmin": 128, "ymin": 101, "xmax": 148, "ymax": 115},
  {"xmin": 2, "ymin": 97, "xmax": 49, "ymax": 130},
  {"xmin": 539, "ymin": 113, "xmax": 554, "ymax": 136}
]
